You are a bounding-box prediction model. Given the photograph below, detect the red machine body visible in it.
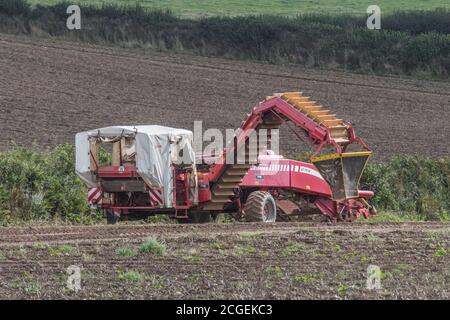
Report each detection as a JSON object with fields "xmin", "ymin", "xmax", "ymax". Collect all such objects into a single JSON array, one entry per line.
[
  {"xmin": 241, "ymin": 158, "xmax": 332, "ymax": 197},
  {"xmin": 80, "ymin": 92, "xmax": 375, "ymax": 223},
  {"xmin": 240, "ymin": 154, "xmax": 374, "ymax": 221},
  {"xmin": 88, "ymin": 165, "xmax": 194, "ymax": 217}
]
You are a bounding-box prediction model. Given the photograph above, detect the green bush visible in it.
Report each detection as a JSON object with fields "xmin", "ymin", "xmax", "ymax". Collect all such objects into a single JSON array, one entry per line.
[
  {"xmin": 299, "ymin": 9, "xmax": 450, "ymax": 34},
  {"xmin": 361, "ymin": 156, "xmax": 450, "ymax": 220},
  {"xmin": 0, "ymin": 144, "xmax": 99, "ymax": 224},
  {"xmin": 0, "ymin": 0, "xmax": 30, "ymax": 16}
]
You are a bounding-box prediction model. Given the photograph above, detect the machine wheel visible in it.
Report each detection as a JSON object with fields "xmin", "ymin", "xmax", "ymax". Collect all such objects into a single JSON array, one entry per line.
[
  {"xmin": 106, "ymin": 209, "xmax": 120, "ymax": 224},
  {"xmin": 243, "ymin": 191, "xmax": 277, "ymax": 223}
]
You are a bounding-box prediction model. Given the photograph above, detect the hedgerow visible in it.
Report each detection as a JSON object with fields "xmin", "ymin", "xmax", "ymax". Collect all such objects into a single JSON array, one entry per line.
[
  {"xmin": 0, "ymin": 1, "xmax": 449, "ymax": 78},
  {"xmin": 361, "ymin": 156, "xmax": 450, "ymax": 220},
  {"xmin": 0, "ymin": 144, "xmax": 100, "ymax": 224},
  {"xmin": 0, "ymin": 144, "xmax": 449, "ymax": 223}
]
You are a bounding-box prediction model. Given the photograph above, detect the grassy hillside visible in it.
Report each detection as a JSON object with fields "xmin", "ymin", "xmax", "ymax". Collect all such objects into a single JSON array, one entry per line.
[{"xmin": 27, "ymin": 0, "xmax": 450, "ymax": 17}]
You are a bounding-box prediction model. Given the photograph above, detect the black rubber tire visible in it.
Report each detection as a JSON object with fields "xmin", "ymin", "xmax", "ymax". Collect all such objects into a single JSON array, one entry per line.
[
  {"xmin": 106, "ymin": 209, "xmax": 120, "ymax": 225},
  {"xmin": 243, "ymin": 191, "xmax": 277, "ymax": 222}
]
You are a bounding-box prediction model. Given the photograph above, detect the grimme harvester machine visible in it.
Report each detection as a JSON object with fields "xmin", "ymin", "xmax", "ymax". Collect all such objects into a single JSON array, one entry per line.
[{"xmin": 76, "ymin": 92, "xmax": 376, "ymax": 224}]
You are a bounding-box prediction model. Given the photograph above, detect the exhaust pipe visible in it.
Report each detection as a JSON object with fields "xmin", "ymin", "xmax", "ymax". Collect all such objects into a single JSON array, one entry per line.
[{"xmin": 311, "ymin": 151, "xmax": 372, "ymax": 201}]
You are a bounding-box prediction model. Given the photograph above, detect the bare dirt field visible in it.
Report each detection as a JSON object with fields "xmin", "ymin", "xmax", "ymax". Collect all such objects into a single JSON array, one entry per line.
[
  {"xmin": 0, "ymin": 222, "xmax": 448, "ymax": 299},
  {"xmin": 0, "ymin": 34, "xmax": 449, "ymax": 158}
]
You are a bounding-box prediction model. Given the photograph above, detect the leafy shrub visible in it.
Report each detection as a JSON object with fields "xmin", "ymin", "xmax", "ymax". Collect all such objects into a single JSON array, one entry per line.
[
  {"xmin": 300, "ymin": 9, "xmax": 450, "ymax": 34},
  {"xmin": 0, "ymin": 0, "xmax": 30, "ymax": 16},
  {"xmin": 0, "ymin": 144, "xmax": 100, "ymax": 224},
  {"xmin": 361, "ymin": 156, "xmax": 450, "ymax": 220}
]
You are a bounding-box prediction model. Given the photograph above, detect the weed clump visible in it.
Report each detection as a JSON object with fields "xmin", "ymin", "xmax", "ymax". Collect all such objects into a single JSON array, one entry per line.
[
  {"xmin": 117, "ymin": 270, "xmax": 145, "ymax": 282},
  {"xmin": 139, "ymin": 238, "xmax": 166, "ymax": 256},
  {"xmin": 115, "ymin": 246, "xmax": 137, "ymax": 257}
]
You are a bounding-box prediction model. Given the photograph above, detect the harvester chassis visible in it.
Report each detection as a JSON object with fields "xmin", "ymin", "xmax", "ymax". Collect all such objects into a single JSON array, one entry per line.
[{"xmin": 78, "ymin": 92, "xmax": 375, "ymax": 224}]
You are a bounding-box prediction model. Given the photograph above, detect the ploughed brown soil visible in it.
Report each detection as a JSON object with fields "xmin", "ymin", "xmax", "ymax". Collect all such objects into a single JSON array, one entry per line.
[
  {"xmin": 1, "ymin": 34, "xmax": 450, "ymax": 158},
  {"xmin": 0, "ymin": 222, "xmax": 448, "ymax": 299}
]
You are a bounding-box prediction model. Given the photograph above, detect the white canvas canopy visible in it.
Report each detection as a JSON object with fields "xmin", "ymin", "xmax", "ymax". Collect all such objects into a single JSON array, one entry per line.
[{"xmin": 75, "ymin": 125, "xmax": 198, "ymax": 207}]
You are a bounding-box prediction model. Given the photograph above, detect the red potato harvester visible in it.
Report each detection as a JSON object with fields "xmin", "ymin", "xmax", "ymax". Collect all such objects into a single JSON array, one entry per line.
[{"xmin": 76, "ymin": 92, "xmax": 375, "ymax": 224}]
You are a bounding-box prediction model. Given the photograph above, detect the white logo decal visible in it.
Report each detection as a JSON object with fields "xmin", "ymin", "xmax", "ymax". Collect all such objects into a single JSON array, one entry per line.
[
  {"xmin": 300, "ymin": 166, "xmax": 325, "ymax": 180},
  {"xmin": 249, "ymin": 164, "xmax": 324, "ymax": 180}
]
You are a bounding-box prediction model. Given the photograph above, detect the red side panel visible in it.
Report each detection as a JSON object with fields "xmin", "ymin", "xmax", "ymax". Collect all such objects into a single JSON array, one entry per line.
[
  {"xmin": 97, "ymin": 166, "xmax": 140, "ymax": 178},
  {"xmin": 288, "ymin": 161, "xmax": 332, "ymax": 197},
  {"xmin": 240, "ymin": 159, "xmax": 332, "ymax": 197},
  {"xmin": 241, "ymin": 160, "xmax": 291, "ymax": 189},
  {"xmin": 197, "ymin": 177, "xmax": 212, "ymax": 203}
]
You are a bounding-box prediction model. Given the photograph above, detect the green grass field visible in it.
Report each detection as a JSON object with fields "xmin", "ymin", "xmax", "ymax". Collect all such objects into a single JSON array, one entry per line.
[{"xmin": 28, "ymin": 0, "xmax": 450, "ymax": 17}]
